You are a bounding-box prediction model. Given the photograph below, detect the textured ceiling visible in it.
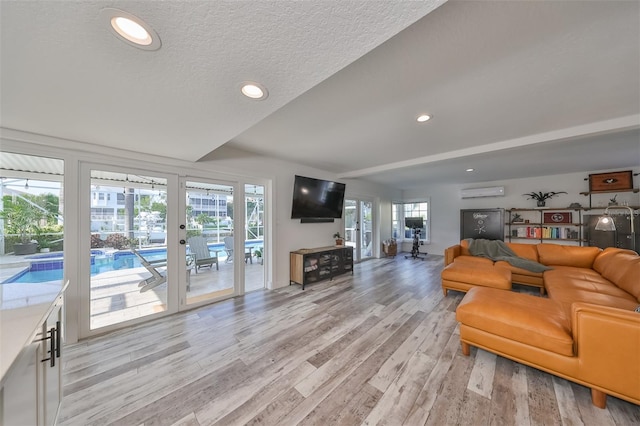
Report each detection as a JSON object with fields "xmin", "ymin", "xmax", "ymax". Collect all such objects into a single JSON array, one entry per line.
[
  {"xmin": 228, "ymin": 0, "xmax": 640, "ymax": 186},
  {"xmin": 1, "ymin": 0, "xmax": 639, "ymax": 190},
  {"xmin": 0, "ymin": 0, "xmax": 443, "ymax": 162}
]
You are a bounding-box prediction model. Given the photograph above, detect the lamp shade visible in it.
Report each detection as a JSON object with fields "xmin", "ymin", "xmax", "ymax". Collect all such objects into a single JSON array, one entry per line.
[{"xmin": 595, "ymin": 214, "xmax": 616, "ymax": 232}]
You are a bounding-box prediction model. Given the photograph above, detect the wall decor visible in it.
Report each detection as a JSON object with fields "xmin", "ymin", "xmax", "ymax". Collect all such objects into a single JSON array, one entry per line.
[
  {"xmin": 588, "ymin": 170, "xmax": 633, "ymax": 192},
  {"xmin": 544, "ymin": 212, "xmax": 572, "ymax": 224}
]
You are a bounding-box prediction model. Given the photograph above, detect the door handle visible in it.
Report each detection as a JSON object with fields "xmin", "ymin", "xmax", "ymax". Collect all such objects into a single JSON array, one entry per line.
[
  {"xmin": 40, "ymin": 327, "xmax": 56, "ymax": 367},
  {"xmin": 55, "ymin": 320, "xmax": 61, "ymax": 358}
]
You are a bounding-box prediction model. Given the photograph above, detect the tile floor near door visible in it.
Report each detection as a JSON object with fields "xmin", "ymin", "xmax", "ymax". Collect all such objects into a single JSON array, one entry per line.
[
  {"xmin": 90, "ymin": 259, "xmax": 264, "ymax": 330},
  {"xmin": 60, "ymin": 255, "xmax": 639, "ymax": 425}
]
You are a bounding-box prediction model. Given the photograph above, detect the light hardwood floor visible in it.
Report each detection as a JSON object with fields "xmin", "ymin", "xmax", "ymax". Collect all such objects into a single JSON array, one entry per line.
[{"xmin": 60, "ymin": 254, "xmax": 640, "ymax": 425}]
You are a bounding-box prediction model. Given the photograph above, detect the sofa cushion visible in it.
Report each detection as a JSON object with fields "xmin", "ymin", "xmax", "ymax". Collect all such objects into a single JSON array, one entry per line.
[
  {"xmin": 460, "ymin": 239, "xmax": 471, "ymax": 256},
  {"xmin": 453, "ymin": 256, "xmax": 494, "ymax": 268},
  {"xmin": 546, "ymin": 286, "xmax": 638, "ymax": 313},
  {"xmin": 545, "ymin": 266, "xmax": 636, "ymax": 300},
  {"xmin": 456, "ymin": 287, "xmax": 573, "ymax": 356},
  {"xmin": 442, "ymin": 263, "xmax": 511, "ymax": 290},
  {"xmin": 461, "ymin": 240, "xmax": 540, "ymax": 262},
  {"xmin": 506, "ymin": 242, "xmax": 539, "ymax": 262},
  {"xmin": 593, "ymin": 248, "xmax": 640, "ymax": 301},
  {"xmin": 494, "ymin": 261, "xmax": 543, "ymax": 278},
  {"xmin": 537, "ymin": 244, "xmax": 601, "ymax": 268}
]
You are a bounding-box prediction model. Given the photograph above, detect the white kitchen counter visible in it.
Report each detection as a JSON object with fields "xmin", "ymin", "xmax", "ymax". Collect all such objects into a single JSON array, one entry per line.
[{"xmin": 0, "ymin": 280, "xmax": 68, "ymax": 384}]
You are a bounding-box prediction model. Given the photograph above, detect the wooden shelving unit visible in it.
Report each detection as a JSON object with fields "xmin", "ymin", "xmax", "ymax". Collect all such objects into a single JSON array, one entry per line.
[
  {"xmin": 290, "ymin": 246, "xmax": 353, "ymax": 289},
  {"xmin": 506, "ymin": 208, "xmax": 585, "ymax": 245},
  {"xmin": 580, "ymin": 188, "xmax": 639, "ymax": 208}
]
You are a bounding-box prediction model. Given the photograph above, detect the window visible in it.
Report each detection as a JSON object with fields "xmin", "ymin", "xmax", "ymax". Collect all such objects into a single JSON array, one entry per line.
[
  {"xmin": 393, "ymin": 200, "xmax": 430, "ymax": 242},
  {"xmin": 392, "ymin": 203, "xmax": 400, "ymax": 239}
]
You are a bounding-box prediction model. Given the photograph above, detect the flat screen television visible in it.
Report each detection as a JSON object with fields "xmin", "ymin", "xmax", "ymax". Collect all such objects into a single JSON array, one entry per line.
[
  {"xmin": 291, "ymin": 175, "xmax": 346, "ymax": 220},
  {"xmin": 405, "ymin": 217, "xmax": 424, "ymax": 229}
]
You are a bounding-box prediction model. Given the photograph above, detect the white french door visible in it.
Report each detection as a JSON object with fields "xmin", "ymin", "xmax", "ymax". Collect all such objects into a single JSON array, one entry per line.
[
  {"xmin": 80, "ymin": 164, "xmax": 179, "ymax": 336},
  {"xmin": 179, "ymin": 178, "xmax": 237, "ymax": 308},
  {"xmin": 344, "ymin": 198, "xmax": 374, "ymax": 262},
  {"xmin": 79, "ymin": 166, "xmax": 265, "ymax": 337}
]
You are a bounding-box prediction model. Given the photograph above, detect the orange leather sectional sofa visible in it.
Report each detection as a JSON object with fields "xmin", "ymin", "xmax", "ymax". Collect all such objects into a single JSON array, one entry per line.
[{"xmin": 443, "ymin": 240, "xmax": 640, "ymax": 408}]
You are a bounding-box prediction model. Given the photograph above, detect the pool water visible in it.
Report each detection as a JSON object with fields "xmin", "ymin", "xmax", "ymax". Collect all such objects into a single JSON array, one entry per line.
[
  {"xmin": 5, "ymin": 251, "xmax": 164, "ymax": 284},
  {"xmin": 11, "ymin": 269, "xmax": 64, "ymax": 283},
  {"xmin": 4, "ymin": 241, "xmax": 263, "ymax": 284}
]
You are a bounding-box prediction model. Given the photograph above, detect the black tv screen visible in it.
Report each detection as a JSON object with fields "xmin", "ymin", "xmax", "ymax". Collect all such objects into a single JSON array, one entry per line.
[
  {"xmin": 405, "ymin": 217, "xmax": 424, "ymax": 229},
  {"xmin": 291, "ymin": 175, "xmax": 346, "ymax": 219}
]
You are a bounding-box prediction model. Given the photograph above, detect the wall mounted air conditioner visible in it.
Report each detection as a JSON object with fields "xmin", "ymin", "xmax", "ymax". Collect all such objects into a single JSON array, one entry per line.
[{"xmin": 460, "ymin": 186, "xmax": 505, "ymax": 199}]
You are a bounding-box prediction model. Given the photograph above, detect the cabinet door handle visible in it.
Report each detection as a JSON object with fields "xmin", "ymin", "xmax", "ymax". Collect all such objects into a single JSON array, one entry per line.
[
  {"xmin": 41, "ymin": 327, "xmax": 56, "ymax": 367},
  {"xmin": 55, "ymin": 320, "xmax": 61, "ymax": 358}
]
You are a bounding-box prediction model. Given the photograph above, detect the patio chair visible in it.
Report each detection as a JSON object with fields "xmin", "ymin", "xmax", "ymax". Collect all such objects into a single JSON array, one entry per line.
[
  {"xmin": 223, "ymin": 236, "xmax": 253, "ymax": 264},
  {"xmin": 187, "ymin": 236, "xmax": 219, "ymax": 272},
  {"xmin": 223, "ymin": 236, "xmax": 234, "ymax": 263},
  {"xmin": 131, "ymin": 248, "xmax": 167, "ymax": 293}
]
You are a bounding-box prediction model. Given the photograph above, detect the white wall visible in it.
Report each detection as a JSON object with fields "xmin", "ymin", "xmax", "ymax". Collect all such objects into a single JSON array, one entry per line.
[{"xmin": 404, "ymin": 167, "xmax": 640, "ymax": 255}]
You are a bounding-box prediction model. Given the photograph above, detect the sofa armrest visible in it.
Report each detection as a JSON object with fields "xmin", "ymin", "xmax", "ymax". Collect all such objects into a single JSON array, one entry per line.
[
  {"xmin": 572, "ymin": 303, "xmax": 640, "ymax": 403},
  {"xmin": 444, "ymin": 245, "xmax": 461, "ymax": 266}
]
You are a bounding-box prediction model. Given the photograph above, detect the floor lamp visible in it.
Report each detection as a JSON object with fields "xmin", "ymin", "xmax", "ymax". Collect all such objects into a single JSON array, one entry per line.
[{"xmin": 595, "ymin": 205, "xmax": 636, "ymax": 252}]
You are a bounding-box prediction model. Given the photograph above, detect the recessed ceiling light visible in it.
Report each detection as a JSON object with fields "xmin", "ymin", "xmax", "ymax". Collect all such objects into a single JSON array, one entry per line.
[
  {"xmin": 416, "ymin": 114, "xmax": 431, "ymax": 123},
  {"xmin": 101, "ymin": 8, "xmax": 161, "ymax": 51},
  {"xmin": 241, "ymin": 82, "xmax": 269, "ymax": 100},
  {"xmin": 113, "ymin": 17, "xmax": 151, "ymax": 44},
  {"xmin": 466, "ymin": 168, "xmax": 474, "ymax": 172}
]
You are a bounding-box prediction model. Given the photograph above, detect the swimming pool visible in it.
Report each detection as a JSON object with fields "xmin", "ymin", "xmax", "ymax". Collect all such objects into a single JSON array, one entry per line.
[{"xmin": 3, "ymin": 241, "xmax": 263, "ymax": 284}]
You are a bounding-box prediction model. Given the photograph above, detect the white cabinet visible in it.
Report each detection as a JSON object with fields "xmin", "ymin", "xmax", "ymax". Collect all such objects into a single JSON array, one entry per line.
[
  {"xmin": 0, "ymin": 339, "xmax": 39, "ymax": 425},
  {"xmin": 40, "ymin": 298, "xmax": 63, "ymax": 426},
  {"xmin": 1, "ymin": 294, "xmax": 63, "ymax": 426}
]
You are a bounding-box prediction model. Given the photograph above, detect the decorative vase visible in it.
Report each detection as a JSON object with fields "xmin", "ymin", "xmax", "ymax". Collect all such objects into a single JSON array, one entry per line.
[{"xmin": 537, "ymin": 200, "xmax": 546, "ymax": 207}]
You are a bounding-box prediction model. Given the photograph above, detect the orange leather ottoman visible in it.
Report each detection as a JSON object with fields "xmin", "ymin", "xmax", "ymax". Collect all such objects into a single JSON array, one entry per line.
[
  {"xmin": 456, "ymin": 287, "xmax": 573, "ymax": 356},
  {"xmin": 441, "ymin": 263, "xmax": 511, "ymax": 296}
]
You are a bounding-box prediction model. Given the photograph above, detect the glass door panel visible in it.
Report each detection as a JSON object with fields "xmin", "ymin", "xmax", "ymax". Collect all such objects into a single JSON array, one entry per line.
[
  {"xmin": 344, "ymin": 199, "xmax": 357, "ymax": 252},
  {"xmin": 183, "ymin": 179, "xmax": 234, "ymax": 305},
  {"xmin": 360, "ymin": 200, "xmax": 373, "ymax": 260},
  {"xmin": 0, "ymin": 153, "xmax": 64, "ymax": 288},
  {"xmin": 89, "ymin": 170, "xmax": 168, "ymax": 330},
  {"xmin": 344, "ymin": 199, "xmax": 374, "ymax": 262},
  {"xmin": 244, "ymin": 184, "xmax": 265, "ymax": 292}
]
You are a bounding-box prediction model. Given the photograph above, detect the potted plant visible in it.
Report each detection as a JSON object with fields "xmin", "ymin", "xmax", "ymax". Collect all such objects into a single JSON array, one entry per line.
[
  {"xmin": 0, "ymin": 202, "xmax": 43, "ymax": 255},
  {"xmin": 523, "ymin": 191, "xmax": 567, "ymax": 207},
  {"xmin": 38, "ymin": 237, "xmax": 51, "ymax": 253},
  {"xmin": 333, "ymin": 231, "xmax": 344, "ymax": 246}
]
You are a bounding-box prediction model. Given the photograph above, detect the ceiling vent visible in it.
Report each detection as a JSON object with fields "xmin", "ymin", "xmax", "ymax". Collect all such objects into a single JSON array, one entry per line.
[{"xmin": 460, "ymin": 186, "xmax": 505, "ymax": 199}]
